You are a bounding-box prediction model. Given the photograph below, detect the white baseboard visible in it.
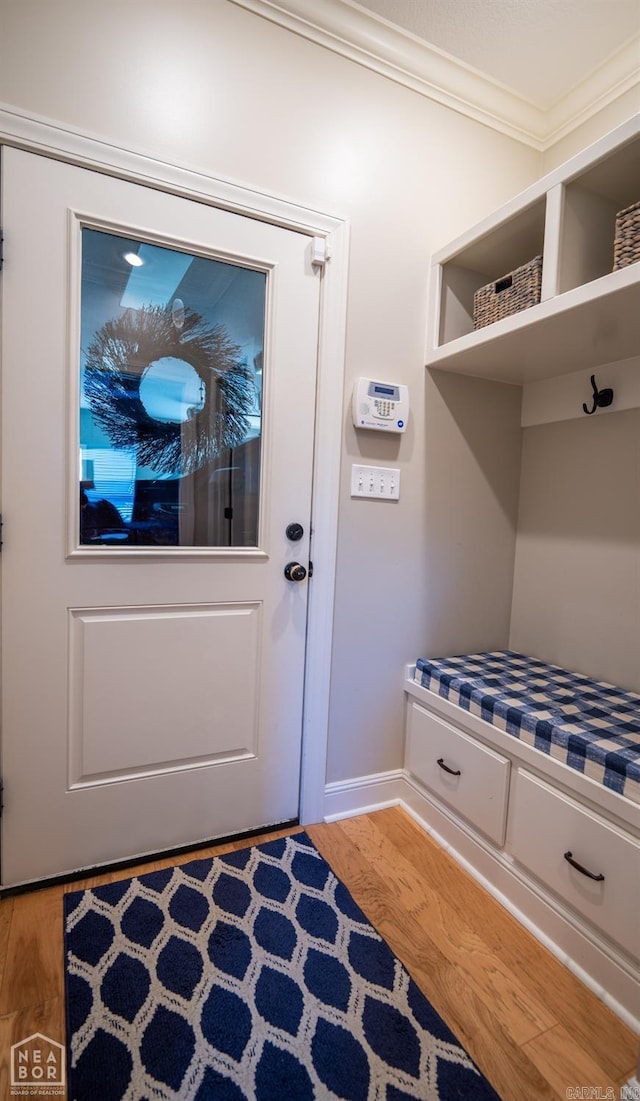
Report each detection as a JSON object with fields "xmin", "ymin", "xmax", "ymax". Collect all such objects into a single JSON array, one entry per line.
[
  {"xmin": 323, "ymin": 768, "xmax": 640, "ymax": 1033},
  {"xmin": 322, "ymin": 769, "xmax": 405, "ymax": 822}
]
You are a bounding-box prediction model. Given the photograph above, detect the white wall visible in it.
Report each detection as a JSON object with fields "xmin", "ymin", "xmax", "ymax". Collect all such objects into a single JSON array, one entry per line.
[
  {"xmin": 510, "ymin": 409, "xmax": 640, "ymax": 692},
  {"xmin": 423, "ymin": 372, "xmax": 523, "ymax": 653},
  {"xmin": 0, "ymin": 0, "xmax": 541, "ymax": 788}
]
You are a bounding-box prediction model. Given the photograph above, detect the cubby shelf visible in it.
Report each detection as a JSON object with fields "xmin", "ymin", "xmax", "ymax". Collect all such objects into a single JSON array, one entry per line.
[{"xmin": 426, "ymin": 115, "xmax": 640, "ymax": 384}]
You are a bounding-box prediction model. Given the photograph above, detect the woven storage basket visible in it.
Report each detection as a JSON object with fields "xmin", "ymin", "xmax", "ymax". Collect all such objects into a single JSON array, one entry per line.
[
  {"xmin": 613, "ymin": 200, "xmax": 640, "ymax": 270},
  {"xmin": 473, "ymin": 255, "xmax": 543, "ymax": 329}
]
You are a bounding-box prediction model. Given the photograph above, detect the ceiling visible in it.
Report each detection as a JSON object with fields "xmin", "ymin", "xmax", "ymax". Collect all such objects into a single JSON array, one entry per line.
[
  {"xmin": 232, "ymin": 0, "xmax": 640, "ymax": 146},
  {"xmin": 352, "ymin": 0, "xmax": 640, "ymax": 110}
]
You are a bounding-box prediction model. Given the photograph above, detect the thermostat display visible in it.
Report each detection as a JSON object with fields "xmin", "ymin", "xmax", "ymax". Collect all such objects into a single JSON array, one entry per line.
[{"xmin": 352, "ymin": 377, "xmax": 409, "ymax": 433}]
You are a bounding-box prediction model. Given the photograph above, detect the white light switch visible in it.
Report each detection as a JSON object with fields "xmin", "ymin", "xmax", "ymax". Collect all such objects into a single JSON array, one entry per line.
[{"xmin": 351, "ymin": 464, "xmax": 400, "ymax": 500}]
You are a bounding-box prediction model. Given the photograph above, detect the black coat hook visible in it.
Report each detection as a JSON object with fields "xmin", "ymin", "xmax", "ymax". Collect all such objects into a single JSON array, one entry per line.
[{"xmin": 583, "ymin": 374, "xmax": 614, "ymax": 415}]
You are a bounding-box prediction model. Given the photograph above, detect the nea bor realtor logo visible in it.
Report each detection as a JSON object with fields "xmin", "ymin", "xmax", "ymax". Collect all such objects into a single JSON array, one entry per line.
[{"xmin": 10, "ymin": 1033, "xmax": 65, "ymax": 1096}]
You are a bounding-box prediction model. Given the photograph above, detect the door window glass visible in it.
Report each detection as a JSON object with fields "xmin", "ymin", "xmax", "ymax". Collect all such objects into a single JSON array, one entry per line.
[{"xmin": 79, "ymin": 228, "xmax": 265, "ymax": 547}]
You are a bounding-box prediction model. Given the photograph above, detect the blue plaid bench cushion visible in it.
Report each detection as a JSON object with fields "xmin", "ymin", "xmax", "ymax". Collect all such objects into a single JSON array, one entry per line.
[{"xmin": 414, "ymin": 651, "xmax": 640, "ymax": 805}]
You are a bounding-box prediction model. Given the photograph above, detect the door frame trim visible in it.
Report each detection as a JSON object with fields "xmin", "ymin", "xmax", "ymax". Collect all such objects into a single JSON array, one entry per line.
[{"xmin": 0, "ymin": 102, "xmax": 349, "ymax": 826}]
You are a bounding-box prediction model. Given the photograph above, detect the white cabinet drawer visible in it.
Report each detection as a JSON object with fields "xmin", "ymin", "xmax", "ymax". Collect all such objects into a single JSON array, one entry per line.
[
  {"xmin": 509, "ymin": 770, "xmax": 640, "ymax": 959},
  {"xmin": 406, "ymin": 701, "xmax": 510, "ymax": 845}
]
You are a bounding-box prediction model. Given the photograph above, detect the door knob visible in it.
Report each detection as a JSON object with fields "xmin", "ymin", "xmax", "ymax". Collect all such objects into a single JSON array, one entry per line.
[{"xmin": 284, "ymin": 562, "xmax": 307, "ymax": 582}]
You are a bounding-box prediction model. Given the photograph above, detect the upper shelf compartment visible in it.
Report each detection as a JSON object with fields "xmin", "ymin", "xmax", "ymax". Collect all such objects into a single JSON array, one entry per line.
[{"xmin": 426, "ymin": 116, "xmax": 640, "ymax": 384}]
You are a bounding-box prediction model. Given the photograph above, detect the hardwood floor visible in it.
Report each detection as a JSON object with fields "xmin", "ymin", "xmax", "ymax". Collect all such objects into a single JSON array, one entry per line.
[{"xmin": 0, "ymin": 806, "xmax": 636, "ymax": 1099}]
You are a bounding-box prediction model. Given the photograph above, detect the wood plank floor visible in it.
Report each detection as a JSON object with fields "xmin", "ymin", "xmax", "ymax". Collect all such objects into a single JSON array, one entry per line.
[{"xmin": 0, "ymin": 805, "xmax": 636, "ymax": 1099}]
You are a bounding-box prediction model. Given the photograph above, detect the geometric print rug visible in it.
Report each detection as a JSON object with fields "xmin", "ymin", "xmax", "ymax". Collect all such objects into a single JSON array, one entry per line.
[{"xmin": 64, "ymin": 833, "xmax": 501, "ymax": 1100}]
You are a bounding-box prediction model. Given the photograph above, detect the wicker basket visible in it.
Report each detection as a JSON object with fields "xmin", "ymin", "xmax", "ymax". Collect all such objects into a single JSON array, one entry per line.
[
  {"xmin": 613, "ymin": 200, "xmax": 640, "ymax": 271},
  {"xmin": 473, "ymin": 255, "xmax": 543, "ymax": 329}
]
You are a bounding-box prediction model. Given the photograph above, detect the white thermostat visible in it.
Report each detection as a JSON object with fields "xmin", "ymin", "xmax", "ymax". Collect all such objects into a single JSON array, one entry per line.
[{"xmin": 352, "ymin": 377, "xmax": 408, "ymax": 433}]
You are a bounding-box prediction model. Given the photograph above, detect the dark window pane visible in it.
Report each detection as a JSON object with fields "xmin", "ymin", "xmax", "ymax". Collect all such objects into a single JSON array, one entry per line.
[{"xmin": 79, "ymin": 229, "xmax": 265, "ymax": 547}]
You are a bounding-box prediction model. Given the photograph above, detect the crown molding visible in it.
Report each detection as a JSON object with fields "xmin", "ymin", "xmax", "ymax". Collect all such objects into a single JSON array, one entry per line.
[
  {"xmin": 228, "ymin": 0, "xmax": 639, "ymax": 150},
  {"xmin": 228, "ymin": 0, "xmax": 547, "ymax": 148},
  {"xmin": 544, "ymin": 34, "xmax": 640, "ymax": 146}
]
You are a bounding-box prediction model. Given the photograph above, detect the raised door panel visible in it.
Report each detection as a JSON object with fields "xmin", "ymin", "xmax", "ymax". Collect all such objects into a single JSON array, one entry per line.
[{"xmin": 68, "ymin": 603, "xmax": 260, "ymax": 785}]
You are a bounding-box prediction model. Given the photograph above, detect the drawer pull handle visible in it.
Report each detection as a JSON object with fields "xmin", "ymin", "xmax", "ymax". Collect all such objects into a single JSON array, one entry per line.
[
  {"xmin": 563, "ymin": 851, "xmax": 605, "ymax": 882},
  {"xmin": 437, "ymin": 757, "xmax": 461, "ymax": 776}
]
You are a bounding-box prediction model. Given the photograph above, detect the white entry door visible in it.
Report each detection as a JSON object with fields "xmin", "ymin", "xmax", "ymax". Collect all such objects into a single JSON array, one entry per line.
[{"xmin": 0, "ymin": 147, "xmax": 321, "ymax": 887}]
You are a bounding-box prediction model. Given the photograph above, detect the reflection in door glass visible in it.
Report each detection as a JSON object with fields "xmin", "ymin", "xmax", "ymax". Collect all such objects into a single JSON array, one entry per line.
[{"xmin": 79, "ymin": 229, "xmax": 266, "ymax": 547}]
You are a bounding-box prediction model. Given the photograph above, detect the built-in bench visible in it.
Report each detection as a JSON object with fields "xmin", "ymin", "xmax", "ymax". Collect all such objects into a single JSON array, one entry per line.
[
  {"xmin": 413, "ymin": 650, "xmax": 640, "ymax": 805},
  {"xmin": 403, "ymin": 651, "xmax": 640, "ymax": 1031}
]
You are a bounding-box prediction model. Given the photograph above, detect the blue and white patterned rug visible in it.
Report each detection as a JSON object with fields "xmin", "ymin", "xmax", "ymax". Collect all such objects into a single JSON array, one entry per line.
[{"xmin": 64, "ymin": 832, "xmax": 500, "ymax": 1100}]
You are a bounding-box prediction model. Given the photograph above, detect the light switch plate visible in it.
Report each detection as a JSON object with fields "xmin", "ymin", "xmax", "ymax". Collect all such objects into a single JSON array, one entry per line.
[{"xmin": 351, "ymin": 464, "xmax": 400, "ymax": 499}]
